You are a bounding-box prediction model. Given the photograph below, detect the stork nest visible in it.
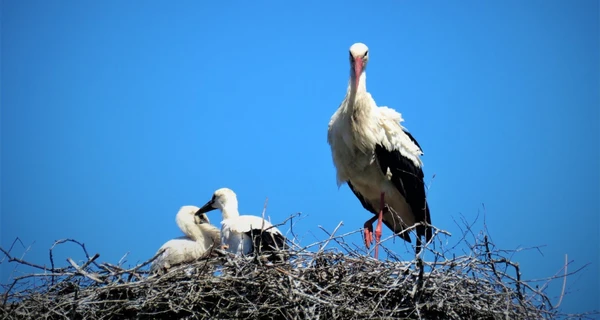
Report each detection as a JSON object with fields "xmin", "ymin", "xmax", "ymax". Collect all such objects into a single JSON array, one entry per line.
[{"xmin": 0, "ymin": 215, "xmax": 595, "ymax": 320}]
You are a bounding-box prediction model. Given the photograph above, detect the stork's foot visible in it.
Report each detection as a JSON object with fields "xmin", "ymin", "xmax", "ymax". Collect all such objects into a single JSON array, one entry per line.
[
  {"xmin": 374, "ymin": 224, "xmax": 382, "ymax": 243},
  {"xmin": 363, "ymin": 215, "xmax": 378, "ymax": 250},
  {"xmin": 363, "ymin": 222, "xmax": 374, "ymax": 249},
  {"xmin": 221, "ymin": 244, "xmax": 230, "ymax": 250}
]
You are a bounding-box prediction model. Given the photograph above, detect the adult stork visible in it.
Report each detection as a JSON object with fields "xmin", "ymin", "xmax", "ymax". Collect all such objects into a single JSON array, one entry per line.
[
  {"xmin": 196, "ymin": 188, "xmax": 287, "ymax": 260},
  {"xmin": 327, "ymin": 42, "xmax": 432, "ymax": 259},
  {"xmin": 150, "ymin": 205, "xmax": 221, "ymax": 274}
]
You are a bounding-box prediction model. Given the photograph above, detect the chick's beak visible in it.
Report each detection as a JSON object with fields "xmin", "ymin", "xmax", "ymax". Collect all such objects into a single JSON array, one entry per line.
[{"xmin": 196, "ymin": 199, "xmax": 217, "ymax": 214}]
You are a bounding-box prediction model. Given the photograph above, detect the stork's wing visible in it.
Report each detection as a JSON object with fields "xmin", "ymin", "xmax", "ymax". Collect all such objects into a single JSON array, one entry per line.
[
  {"xmin": 244, "ymin": 228, "xmax": 287, "ymax": 253},
  {"xmin": 375, "ymin": 107, "xmax": 432, "ymax": 243},
  {"xmin": 375, "ymin": 144, "xmax": 432, "ymax": 242},
  {"xmin": 327, "ymin": 106, "xmax": 343, "ymax": 146},
  {"xmin": 150, "ymin": 237, "xmax": 204, "ymax": 274},
  {"xmin": 226, "ymin": 215, "xmax": 287, "ymax": 254},
  {"xmin": 402, "ymin": 130, "xmax": 423, "ymax": 153},
  {"xmin": 377, "ymin": 107, "xmax": 423, "ymax": 155}
]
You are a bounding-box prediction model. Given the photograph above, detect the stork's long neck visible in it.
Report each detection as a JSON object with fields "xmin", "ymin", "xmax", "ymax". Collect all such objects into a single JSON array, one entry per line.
[
  {"xmin": 345, "ymin": 71, "xmax": 373, "ymax": 124},
  {"xmin": 185, "ymin": 225, "xmax": 218, "ymax": 251},
  {"xmin": 346, "ymin": 71, "xmax": 368, "ymax": 106},
  {"xmin": 188, "ymin": 227, "xmax": 206, "ymax": 243},
  {"xmin": 179, "ymin": 218, "xmax": 207, "ymax": 243},
  {"xmin": 344, "ymin": 71, "xmax": 378, "ymax": 153},
  {"xmin": 197, "ymin": 224, "xmax": 221, "ymax": 247},
  {"xmin": 220, "ymin": 200, "xmax": 240, "ymax": 221},
  {"xmin": 176, "ymin": 211, "xmax": 214, "ymax": 245},
  {"xmin": 346, "ymin": 71, "xmax": 370, "ymax": 115}
]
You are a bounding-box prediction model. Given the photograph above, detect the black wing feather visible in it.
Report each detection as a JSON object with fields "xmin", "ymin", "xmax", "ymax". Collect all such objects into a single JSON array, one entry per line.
[
  {"xmin": 244, "ymin": 229, "xmax": 288, "ymax": 261},
  {"xmin": 375, "ymin": 144, "xmax": 432, "ymax": 244},
  {"xmin": 403, "ymin": 129, "xmax": 423, "ymax": 152}
]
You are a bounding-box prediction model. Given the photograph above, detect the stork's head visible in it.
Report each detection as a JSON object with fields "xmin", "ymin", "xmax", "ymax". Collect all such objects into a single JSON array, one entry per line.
[
  {"xmin": 196, "ymin": 188, "xmax": 238, "ymax": 215},
  {"xmin": 175, "ymin": 205, "xmax": 217, "ymax": 242},
  {"xmin": 349, "ymin": 42, "xmax": 369, "ymax": 90},
  {"xmin": 177, "ymin": 205, "xmax": 204, "ymax": 221},
  {"xmin": 194, "ymin": 211, "xmax": 211, "ymax": 225},
  {"xmin": 176, "ymin": 205, "xmax": 209, "ymax": 232}
]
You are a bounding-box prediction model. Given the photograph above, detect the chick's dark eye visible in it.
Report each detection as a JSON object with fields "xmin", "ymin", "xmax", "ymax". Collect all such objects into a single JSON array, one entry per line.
[{"xmin": 364, "ymin": 50, "xmax": 368, "ymax": 57}]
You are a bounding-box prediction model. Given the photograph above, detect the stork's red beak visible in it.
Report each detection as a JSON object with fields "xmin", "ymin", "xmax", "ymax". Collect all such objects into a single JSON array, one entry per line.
[{"xmin": 354, "ymin": 57, "xmax": 363, "ymax": 90}]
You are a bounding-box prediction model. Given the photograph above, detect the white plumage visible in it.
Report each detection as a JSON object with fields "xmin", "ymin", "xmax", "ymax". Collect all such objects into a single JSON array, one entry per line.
[
  {"xmin": 327, "ymin": 42, "xmax": 432, "ymax": 259},
  {"xmin": 150, "ymin": 205, "xmax": 221, "ymax": 274},
  {"xmin": 196, "ymin": 188, "xmax": 287, "ymax": 258}
]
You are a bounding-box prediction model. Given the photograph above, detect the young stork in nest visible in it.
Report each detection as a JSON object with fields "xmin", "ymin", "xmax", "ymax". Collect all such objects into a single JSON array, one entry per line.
[
  {"xmin": 327, "ymin": 42, "xmax": 432, "ymax": 259},
  {"xmin": 150, "ymin": 205, "xmax": 221, "ymax": 274},
  {"xmin": 196, "ymin": 188, "xmax": 287, "ymax": 260}
]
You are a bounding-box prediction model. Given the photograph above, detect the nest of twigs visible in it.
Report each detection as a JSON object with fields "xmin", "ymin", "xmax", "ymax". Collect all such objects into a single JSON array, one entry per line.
[{"xmin": 0, "ymin": 216, "xmax": 593, "ymax": 320}]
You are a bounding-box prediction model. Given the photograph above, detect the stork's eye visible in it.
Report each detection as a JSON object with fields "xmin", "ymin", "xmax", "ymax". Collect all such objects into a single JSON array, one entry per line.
[{"xmin": 364, "ymin": 50, "xmax": 368, "ymax": 57}]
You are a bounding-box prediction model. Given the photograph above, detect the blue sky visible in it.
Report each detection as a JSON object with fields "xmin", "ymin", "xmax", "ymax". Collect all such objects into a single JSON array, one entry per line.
[{"xmin": 1, "ymin": 0, "xmax": 598, "ymax": 315}]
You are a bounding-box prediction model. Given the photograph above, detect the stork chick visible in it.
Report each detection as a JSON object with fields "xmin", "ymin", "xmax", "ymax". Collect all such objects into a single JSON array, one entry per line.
[
  {"xmin": 196, "ymin": 188, "xmax": 287, "ymax": 260},
  {"xmin": 150, "ymin": 205, "xmax": 221, "ymax": 274}
]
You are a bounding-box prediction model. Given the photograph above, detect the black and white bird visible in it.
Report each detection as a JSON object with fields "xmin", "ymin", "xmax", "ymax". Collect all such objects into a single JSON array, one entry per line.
[
  {"xmin": 327, "ymin": 42, "xmax": 432, "ymax": 259},
  {"xmin": 196, "ymin": 188, "xmax": 287, "ymax": 260},
  {"xmin": 150, "ymin": 205, "xmax": 221, "ymax": 274}
]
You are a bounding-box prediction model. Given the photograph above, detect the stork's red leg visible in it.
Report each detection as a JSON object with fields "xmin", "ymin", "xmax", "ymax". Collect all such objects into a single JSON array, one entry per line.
[{"xmin": 374, "ymin": 192, "xmax": 385, "ymax": 260}]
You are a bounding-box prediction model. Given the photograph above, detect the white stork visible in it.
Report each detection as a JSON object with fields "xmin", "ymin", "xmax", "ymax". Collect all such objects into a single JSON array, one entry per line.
[
  {"xmin": 327, "ymin": 42, "xmax": 432, "ymax": 259},
  {"xmin": 150, "ymin": 205, "xmax": 221, "ymax": 274},
  {"xmin": 196, "ymin": 188, "xmax": 287, "ymax": 260}
]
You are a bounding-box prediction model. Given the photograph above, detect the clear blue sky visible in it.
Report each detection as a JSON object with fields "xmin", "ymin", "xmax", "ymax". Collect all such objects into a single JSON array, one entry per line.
[{"xmin": 2, "ymin": 0, "xmax": 598, "ymax": 315}]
